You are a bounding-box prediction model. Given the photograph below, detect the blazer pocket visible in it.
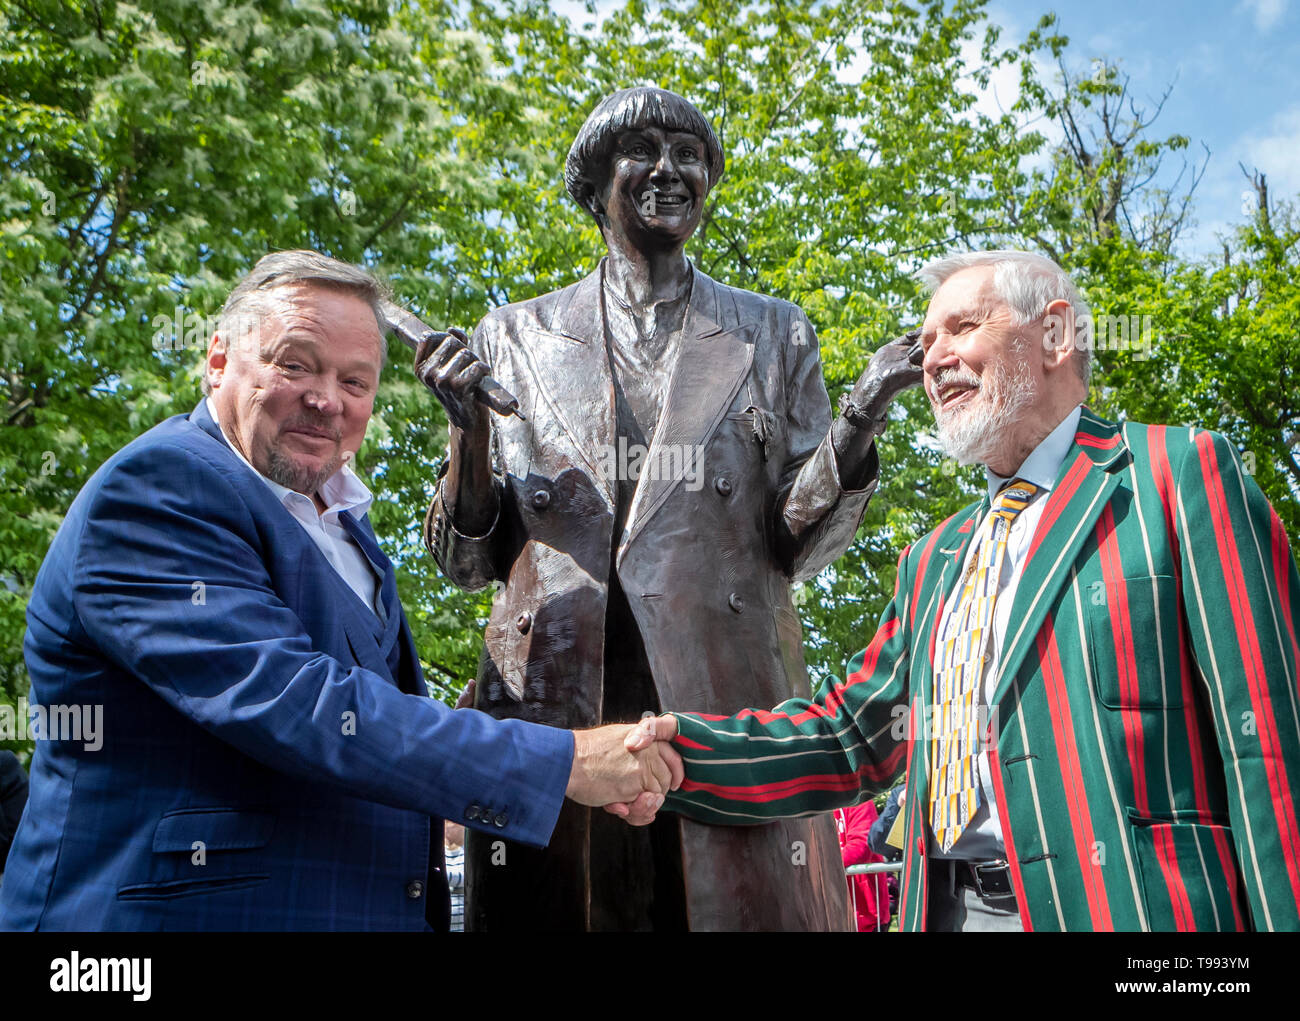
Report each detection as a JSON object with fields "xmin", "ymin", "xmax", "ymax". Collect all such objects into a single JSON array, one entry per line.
[
  {"xmin": 1129, "ymin": 817, "xmax": 1245, "ymax": 931},
  {"xmin": 117, "ymin": 808, "xmax": 274, "ymax": 901},
  {"xmin": 725, "ymin": 406, "xmax": 785, "ymax": 462},
  {"xmin": 1086, "ymin": 574, "xmax": 1184, "ymax": 709}
]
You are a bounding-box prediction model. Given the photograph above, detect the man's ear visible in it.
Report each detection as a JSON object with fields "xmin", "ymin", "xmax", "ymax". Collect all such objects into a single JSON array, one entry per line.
[
  {"xmin": 206, "ymin": 332, "xmax": 228, "ymax": 392},
  {"xmin": 1040, "ymin": 298, "xmax": 1078, "ymax": 373}
]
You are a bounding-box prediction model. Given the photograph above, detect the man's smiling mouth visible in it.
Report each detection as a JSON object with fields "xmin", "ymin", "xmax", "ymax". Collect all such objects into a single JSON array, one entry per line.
[{"xmin": 935, "ymin": 380, "xmax": 979, "ymax": 411}]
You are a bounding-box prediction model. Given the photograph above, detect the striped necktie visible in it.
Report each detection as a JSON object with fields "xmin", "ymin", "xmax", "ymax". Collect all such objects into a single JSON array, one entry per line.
[{"xmin": 929, "ymin": 479, "xmax": 1040, "ymax": 853}]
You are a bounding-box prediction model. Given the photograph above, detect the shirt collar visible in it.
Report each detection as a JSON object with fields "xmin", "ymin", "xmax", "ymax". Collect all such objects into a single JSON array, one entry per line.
[
  {"xmin": 205, "ymin": 397, "xmax": 373, "ymax": 522},
  {"xmin": 985, "ymin": 404, "xmax": 1083, "ymax": 502}
]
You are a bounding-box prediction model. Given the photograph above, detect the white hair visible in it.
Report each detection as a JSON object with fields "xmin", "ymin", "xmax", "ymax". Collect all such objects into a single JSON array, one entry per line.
[{"xmin": 916, "ymin": 250, "xmax": 1092, "ymax": 384}]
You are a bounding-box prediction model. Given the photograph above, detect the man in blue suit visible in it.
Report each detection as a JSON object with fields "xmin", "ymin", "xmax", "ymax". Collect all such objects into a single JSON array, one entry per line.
[{"xmin": 0, "ymin": 250, "xmax": 679, "ymax": 931}]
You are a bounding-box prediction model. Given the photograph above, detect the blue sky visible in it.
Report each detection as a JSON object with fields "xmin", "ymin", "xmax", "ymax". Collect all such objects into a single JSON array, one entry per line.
[{"xmin": 989, "ymin": 0, "xmax": 1300, "ymax": 258}]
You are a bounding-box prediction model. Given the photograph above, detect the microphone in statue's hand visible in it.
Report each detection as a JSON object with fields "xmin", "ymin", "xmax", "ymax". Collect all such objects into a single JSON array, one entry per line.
[{"xmin": 381, "ymin": 300, "xmax": 526, "ymax": 421}]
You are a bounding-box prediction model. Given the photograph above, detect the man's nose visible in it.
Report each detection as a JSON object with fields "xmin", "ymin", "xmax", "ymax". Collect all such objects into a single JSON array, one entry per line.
[
  {"xmin": 922, "ymin": 334, "xmax": 949, "ymax": 378},
  {"xmin": 303, "ymin": 376, "xmax": 343, "ymax": 414}
]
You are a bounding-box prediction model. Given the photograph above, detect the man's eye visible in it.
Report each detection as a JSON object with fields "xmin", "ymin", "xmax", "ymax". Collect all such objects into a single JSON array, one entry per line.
[{"xmin": 678, "ymin": 147, "xmax": 698, "ymax": 161}]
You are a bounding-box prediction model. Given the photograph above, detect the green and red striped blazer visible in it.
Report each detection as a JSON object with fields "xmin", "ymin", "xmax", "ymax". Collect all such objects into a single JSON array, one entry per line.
[{"xmin": 667, "ymin": 408, "xmax": 1300, "ymax": 931}]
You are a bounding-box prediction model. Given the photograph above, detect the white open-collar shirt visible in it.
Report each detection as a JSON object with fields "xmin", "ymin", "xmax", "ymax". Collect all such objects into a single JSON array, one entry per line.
[{"xmin": 206, "ymin": 397, "xmax": 382, "ymax": 617}]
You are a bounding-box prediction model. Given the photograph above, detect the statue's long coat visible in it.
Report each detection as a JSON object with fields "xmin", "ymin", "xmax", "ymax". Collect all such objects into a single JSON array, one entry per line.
[{"xmin": 427, "ymin": 261, "xmax": 873, "ymax": 930}]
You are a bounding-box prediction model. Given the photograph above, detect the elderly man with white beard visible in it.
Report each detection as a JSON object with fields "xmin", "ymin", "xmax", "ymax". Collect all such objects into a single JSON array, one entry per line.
[{"xmin": 612, "ymin": 249, "xmax": 1300, "ymax": 932}]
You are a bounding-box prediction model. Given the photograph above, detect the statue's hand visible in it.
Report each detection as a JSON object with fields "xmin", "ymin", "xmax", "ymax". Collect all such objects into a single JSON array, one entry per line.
[
  {"xmin": 413, "ymin": 327, "xmax": 490, "ymax": 435},
  {"xmin": 842, "ymin": 328, "xmax": 924, "ymax": 433}
]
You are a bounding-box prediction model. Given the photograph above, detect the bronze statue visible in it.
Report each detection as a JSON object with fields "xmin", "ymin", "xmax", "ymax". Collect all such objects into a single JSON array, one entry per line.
[{"xmin": 415, "ymin": 87, "xmax": 921, "ymax": 930}]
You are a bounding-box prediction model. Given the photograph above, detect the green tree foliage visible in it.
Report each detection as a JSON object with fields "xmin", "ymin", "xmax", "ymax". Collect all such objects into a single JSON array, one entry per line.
[{"xmin": 3, "ymin": 0, "xmax": 1296, "ymax": 758}]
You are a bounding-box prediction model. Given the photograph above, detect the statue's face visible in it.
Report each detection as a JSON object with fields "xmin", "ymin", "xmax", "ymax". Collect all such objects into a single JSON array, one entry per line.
[{"xmin": 595, "ymin": 124, "xmax": 708, "ymax": 249}]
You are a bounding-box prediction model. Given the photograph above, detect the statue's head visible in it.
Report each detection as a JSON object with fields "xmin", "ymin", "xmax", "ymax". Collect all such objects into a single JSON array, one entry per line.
[{"xmin": 565, "ymin": 87, "xmax": 725, "ymax": 246}]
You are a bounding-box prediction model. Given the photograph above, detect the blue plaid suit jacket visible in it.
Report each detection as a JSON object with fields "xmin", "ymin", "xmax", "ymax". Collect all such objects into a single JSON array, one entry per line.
[{"xmin": 0, "ymin": 401, "xmax": 572, "ymax": 931}]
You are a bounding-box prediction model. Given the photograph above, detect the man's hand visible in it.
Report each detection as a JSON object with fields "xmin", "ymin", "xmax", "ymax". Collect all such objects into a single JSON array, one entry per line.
[
  {"xmin": 602, "ymin": 715, "xmax": 681, "ymax": 826},
  {"xmin": 840, "ymin": 328, "xmax": 924, "ymax": 434},
  {"xmin": 566, "ymin": 721, "xmax": 684, "ymax": 813},
  {"xmin": 413, "ymin": 327, "xmax": 490, "ymax": 435}
]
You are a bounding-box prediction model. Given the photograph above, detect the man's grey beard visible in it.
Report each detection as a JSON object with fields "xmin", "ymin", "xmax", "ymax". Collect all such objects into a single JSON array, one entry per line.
[
  {"xmin": 932, "ymin": 352, "xmax": 1037, "ymax": 467},
  {"xmin": 265, "ymin": 446, "xmax": 341, "ymax": 498}
]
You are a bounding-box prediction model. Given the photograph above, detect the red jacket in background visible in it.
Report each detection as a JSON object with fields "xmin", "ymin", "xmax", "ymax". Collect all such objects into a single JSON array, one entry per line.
[{"xmin": 835, "ymin": 802, "xmax": 891, "ymax": 932}]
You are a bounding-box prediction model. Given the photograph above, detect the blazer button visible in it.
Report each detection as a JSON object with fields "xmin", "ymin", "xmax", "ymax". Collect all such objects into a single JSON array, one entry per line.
[
  {"xmin": 516, "ymin": 611, "xmax": 532, "ymax": 634},
  {"xmin": 531, "ymin": 490, "xmax": 550, "ymax": 510},
  {"xmin": 493, "ymin": 813, "xmax": 509, "ymax": 828},
  {"xmin": 465, "ymin": 805, "xmax": 482, "ymax": 822},
  {"xmin": 714, "ymin": 477, "xmax": 733, "ymax": 496},
  {"xmin": 406, "ymin": 880, "xmax": 425, "ymax": 899},
  {"xmin": 728, "ymin": 593, "xmax": 744, "ymax": 613}
]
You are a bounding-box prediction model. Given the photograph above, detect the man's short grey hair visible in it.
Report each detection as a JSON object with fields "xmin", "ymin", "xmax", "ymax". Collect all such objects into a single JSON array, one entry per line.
[
  {"xmin": 204, "ymin": 250, "xmax": 391, "ymax": 394},
  {"xmin": 916, "ymin": 250, "xmax": 1093, "ymax": 384}
]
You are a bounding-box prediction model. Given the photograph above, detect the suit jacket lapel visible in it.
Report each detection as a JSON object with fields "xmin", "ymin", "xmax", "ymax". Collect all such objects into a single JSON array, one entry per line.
[
  {"xmin": 619, "ymin": 268, "xmax": 755, "ymax": 556},
  {"xmin": 514, "ymin": 266, "xmax": 617, "ymax": 501},
  {"xmin": 189, "ymin": 398, "xmax": 227, "ymax": 448},
  {"xmin": 188, "ymin": 401, "xmax": 410, "ymax": 691},
  {"xmin": 339, "ymin": 511, "xmax": 399, "ymax": 629},
  {"xmin": 990, "ymin": 407, "xmax": 1130, "ymax": 708}
]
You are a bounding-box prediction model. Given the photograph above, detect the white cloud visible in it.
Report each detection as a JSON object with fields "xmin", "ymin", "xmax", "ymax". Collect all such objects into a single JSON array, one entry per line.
[
  {"xmin": 1241, "ymin": 103, "xmax": 1300, "ymax": 198},
  {"xmin": 1182, "ymin": 103, "xmax": 1300, "ymax": 258},
  {"xmin": 1237, "ymin": 0, "xmax": 1289, "ymax": 31}
]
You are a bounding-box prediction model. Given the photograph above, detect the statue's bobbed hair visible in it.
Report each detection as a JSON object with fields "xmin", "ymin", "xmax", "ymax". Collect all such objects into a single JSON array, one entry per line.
[{"xmin": 565, "ymin": 87, "xmax": 725, "ymax": 222}]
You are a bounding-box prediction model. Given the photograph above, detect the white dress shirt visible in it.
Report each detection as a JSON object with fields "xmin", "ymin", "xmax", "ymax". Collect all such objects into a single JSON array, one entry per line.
[
  {"xmin": 206, "ymin": 398, "xmax": 382, "ymax": 617},
  {"xmin": 931, "ymin": 405, "xmax": 1083, "ymax": 860}
]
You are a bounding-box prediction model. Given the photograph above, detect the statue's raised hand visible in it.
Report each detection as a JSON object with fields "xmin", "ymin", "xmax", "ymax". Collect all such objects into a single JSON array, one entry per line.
[
  {"xmin": 413, "ymin": 327, "xmax": 490, "ymax": 435},
  {"xmin": 840, "ymin": 328, "xmax": 925, "ymax": 434}
]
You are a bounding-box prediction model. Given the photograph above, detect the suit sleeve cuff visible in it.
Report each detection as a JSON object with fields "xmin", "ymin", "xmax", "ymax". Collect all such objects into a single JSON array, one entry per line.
[{"xmin": 473, "ymin": 720, "xmax": 573, "ymax": 848}]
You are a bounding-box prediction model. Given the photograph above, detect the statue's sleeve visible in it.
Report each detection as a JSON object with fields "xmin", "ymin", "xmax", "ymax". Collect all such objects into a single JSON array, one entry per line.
[
  {"xmin": 423, "ymin": 318, "xmax": 507, "ymax": 593},
  {"xmin": 774, "ymin": 304, "xmax": 878, "ymax": 583}
]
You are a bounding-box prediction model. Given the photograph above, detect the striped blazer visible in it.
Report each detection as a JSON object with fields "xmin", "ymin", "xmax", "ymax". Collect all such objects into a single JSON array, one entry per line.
[{"xmin": 666, "ymin": 408, "xmax": 1300, "ymax": 930}]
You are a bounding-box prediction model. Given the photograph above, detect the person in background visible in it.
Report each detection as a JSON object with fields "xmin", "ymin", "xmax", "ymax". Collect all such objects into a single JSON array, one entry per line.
[
  {"xmin": 835, "ymin": 801, "xmax": 891, "ymax": 932},
  {"xmin": 868, "ymin": 783, "xmax": 905, "ymax": 921},
  {"xmin": 0, "ymin": 752, "xmax": 29, "ymax": 887},
  {"xmin": 868, "ymin": 784, "xmax": 905, "ymax": 861},
  {"xmin": 444, "ymin": 822, "xmax": 466, "ymax": 932}
]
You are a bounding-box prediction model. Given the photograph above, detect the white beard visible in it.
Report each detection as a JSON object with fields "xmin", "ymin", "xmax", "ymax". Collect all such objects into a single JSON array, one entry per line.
[{"xmin": 931, "ymin": 351, "xmax": 1037, "ymax": 467}]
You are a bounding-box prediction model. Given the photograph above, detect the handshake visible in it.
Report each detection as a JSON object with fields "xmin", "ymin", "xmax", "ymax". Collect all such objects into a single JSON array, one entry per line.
[{"xmin": 565, "ymin": 715, "xmax": 683, "ymax": 826}]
